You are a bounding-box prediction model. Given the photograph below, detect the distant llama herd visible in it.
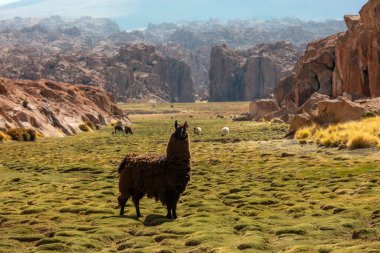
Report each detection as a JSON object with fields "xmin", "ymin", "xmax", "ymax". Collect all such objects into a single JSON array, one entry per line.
[{"xmin": 116, "ymin": 120, "xmax": 230, "ymax": 219}]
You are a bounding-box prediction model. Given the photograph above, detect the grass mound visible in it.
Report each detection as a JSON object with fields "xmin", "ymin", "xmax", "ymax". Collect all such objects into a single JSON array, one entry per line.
[{"xmin": 295, "ymin": 117, "xmax": 380, "ymax": 149}]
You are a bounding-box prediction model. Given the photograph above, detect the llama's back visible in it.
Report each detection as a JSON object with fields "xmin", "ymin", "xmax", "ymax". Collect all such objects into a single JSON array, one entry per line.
[{"xmin": 118, "ymin": 154, "xmax": 168, "ymax": 201}]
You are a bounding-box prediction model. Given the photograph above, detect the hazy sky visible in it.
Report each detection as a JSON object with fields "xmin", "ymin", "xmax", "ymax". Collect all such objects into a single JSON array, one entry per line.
[{"xmin": 0, "ymin": 0, "xmax": 369, "ymax": 30}]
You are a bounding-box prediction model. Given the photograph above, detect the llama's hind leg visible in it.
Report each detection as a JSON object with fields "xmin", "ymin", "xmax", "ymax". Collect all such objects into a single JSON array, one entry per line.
[
  {"xmin": 118, "ymin": 195, "xmax": 128, "ymax": 216},
  {"xmin": 132, "ymin": 195, "xmax": 142, "ymax": 218}
]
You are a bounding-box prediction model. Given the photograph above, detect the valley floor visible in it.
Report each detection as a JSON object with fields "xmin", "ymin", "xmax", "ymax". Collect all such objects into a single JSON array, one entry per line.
[{"xmin": 0, "ymin": 102, "xmax": 379, "ymax": 253}]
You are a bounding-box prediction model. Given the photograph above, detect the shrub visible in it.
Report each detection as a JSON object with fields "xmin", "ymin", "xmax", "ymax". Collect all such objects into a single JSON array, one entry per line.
[
  {"xmin": 79, "ymin": 124, "xmax": 90, "ymax": 132},
  {"xmin": 363, "ymin": 111, "xmax": 377, "ymax": 118},
  {"xmin": 0, "ymin": 131, "xmax": 10, "ymax": 142},
  {"xmin": 294, "ymin": 117, "xmax": 380, "ymax": 150},
  {"xmin": 6, "ymin": 128, "xmax": 37, "ymax": 142},
  {"xmin": 84, "ymin": 121, "xmax": 94, "ymax": 130},
  {"xmin": 347, "ymin": 133, "xmax": 379, "ymax": 150},
  {"xmin": 295, "ymin": 127, "xmax": 311, "ymax": 139}
]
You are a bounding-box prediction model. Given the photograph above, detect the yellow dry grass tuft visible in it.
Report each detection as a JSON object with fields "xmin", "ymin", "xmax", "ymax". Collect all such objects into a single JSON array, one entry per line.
[
  {"xmin": 0, "ymin": 130, "xmax": 11, "ymax": 142},
  {"xmin": 295, "ymin": 117, "xmax": 380, "ymax": 149}
]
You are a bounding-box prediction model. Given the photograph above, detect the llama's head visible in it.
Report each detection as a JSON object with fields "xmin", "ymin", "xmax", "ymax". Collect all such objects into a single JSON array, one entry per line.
[
  {"xmin": 167, "ymin": 120, "xmax": 190, "ymax": 159},
  {"xmin": 174, "ymin": 120, "xmax": 188, "ymax": 140}
]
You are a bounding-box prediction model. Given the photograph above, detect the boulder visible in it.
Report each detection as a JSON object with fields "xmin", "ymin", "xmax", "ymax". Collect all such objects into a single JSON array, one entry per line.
[
  {"xmin": 249, "ymin": 99, "xmax": 280, "ymax": 120},
  {"xmin": 316, "ymin": 97, "xmax": 367, "ymax": 125},
  {"xmin": 288, "ymin": 113, "xmax": 313, "ymax": 134}
]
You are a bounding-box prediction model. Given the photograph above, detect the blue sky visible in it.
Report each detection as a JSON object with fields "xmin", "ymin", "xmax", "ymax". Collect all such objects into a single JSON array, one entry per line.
[{"xmin": 0, "ymin": 0, "xmax": 369, "ymax": 30}]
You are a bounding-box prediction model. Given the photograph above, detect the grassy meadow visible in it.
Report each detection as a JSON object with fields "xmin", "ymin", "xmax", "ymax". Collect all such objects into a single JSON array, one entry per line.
[{"xmin": 0, "ymin": 102, "xmax": 379, "ymax": 253}]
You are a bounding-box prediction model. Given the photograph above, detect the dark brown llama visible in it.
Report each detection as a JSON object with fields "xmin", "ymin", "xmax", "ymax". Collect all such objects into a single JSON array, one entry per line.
[
  {"xmin": 124, "ymin": 126, "xmax": 133, "ymax": 135},
  {"xmin": 117, "ymin": 121, "xmax": 191, "ymax": 219}
]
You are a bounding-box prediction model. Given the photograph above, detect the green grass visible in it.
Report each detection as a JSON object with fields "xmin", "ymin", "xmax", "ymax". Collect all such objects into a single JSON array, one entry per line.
[{"xmin": 0, "ymin": 102, "xmax": 379, "ymax": 252}]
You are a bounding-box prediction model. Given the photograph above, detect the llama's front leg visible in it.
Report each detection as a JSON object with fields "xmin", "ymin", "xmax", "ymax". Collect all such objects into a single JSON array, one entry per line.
[
  {"xmin": 118, "ymin": 196, "xmax": 127, "ymax": 216},
  {"xmin": 166, "ymin": 192, "xmax": 176, "ymax": 219},
  {"xmin": 172, "ymin": 194, "xmax": 180, "ymax": 219},
  {"xmin": 166, "ymin": 204, "xmax": 173, "ymax": 219},
  {"xmin": 132, "ymin": 195, "xmax": 142, "ymax": 218},
  {"xmin": 172, "ymin": 203, "xmax": 177, "ymax": 219}
]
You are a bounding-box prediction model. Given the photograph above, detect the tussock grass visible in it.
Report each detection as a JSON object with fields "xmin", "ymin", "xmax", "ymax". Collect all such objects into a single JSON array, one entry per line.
[
  {"xmin": 0, "ymin": 130, "xmax": 11, "ymax": 142},
  {"xmin": 295, "ymin": 117, "xmax": 380, "ymax": 149}
]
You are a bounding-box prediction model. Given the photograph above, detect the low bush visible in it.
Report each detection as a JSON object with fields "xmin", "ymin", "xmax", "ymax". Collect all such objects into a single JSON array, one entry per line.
[
  {"xmin": 295, "ymin": 117, "xmax": 380, "ymax": 150},
  {"xmin": 6, "ymin": 128, "xmax": 37, "ymax": 142}
]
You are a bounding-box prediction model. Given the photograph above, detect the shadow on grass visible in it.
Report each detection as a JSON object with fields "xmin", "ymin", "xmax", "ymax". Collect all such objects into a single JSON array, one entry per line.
[
  {"xmin": 106, "ymin": 215, "xmax": 141, "ymax": 222},
  {"xmin": 143, "ymin": 214, "xmax": 173, "ymax": 226}
]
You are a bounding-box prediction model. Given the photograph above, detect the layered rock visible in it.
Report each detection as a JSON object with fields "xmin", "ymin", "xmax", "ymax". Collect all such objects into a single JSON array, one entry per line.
[
  {"xmin": 209, "ymin": 42, "xmax": 299, "ymax": 102},
  {"xmin": 276, "ymin": 0, "xmax": 380, "ymax": 110},
  {"xmin": 0, "ymin": 77, "xmax": 129, "ymax": 137}
]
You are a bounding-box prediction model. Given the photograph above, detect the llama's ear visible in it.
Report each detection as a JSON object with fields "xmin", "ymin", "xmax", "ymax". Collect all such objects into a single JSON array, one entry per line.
[
  {"xmin": 183, "ymin": 121, "xmax": 188, "ymax": 129},
  {"xmin": 175, "ymin": 120, "xmax": 178, "ymax": 129}
]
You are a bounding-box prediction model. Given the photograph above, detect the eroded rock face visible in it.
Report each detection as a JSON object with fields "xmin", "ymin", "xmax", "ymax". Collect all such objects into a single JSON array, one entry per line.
[
  {"xmin": 276, "ymin": 0, "xmax": 380, "ymax": 110},
  {"xmin": 0, "ymin": 78, "xmax": 129, "ymax": 137},
  {"xmin": 209, "ymin": 42, "xmax": 299, "ymax": 102}
]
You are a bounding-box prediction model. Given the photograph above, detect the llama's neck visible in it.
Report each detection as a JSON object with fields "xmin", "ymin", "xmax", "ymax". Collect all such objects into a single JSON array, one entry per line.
[{"xmin": 166, "ymin": 134, "xmax": 191, "ymax": 160}]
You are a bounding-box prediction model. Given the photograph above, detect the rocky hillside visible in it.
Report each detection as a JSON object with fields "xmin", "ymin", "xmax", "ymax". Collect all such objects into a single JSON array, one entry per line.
[
  {"xmin": 275, "ymin": 0, "xmax": 380, "ymax": 110},
  {"xmin": 0, "ymin": 77, "xmax": 129, "ymax": 137},
  {"xmin": 209, "ymin": 42, "xmax": 299, "ymax": 102}
]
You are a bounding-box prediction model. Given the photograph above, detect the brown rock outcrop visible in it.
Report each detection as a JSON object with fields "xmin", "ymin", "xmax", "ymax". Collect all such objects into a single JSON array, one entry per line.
[
  {"xmin": 249, "ymin": 99, "xmax": 280, "ymax": 120},
  {"xmin": 276, "ymin": 0, "xmax": 380, "ymax": 110},
  {"xmin": 0, "ymin": 77, "xmax": 129, "ymax": 137},
  {"xmin": 209, "ymin": 42, "xmax": 299, "ymax": 102},
  {"xmin": 287, "ymin": 93, "xmax": 374, "ymax": 134}
]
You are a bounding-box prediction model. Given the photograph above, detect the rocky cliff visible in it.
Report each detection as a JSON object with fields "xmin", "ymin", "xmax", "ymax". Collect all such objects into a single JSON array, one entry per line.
[
  {"xmin": 209, "ymin": 42, "xmax": 299, "ymax": 102},
  {"xmin": 104, "ymin": 44, "xmax": 194, "ymax": 102},
  {"xmin": 0, "ymin": 77, "xmax": 129, "ymax": 137},
  {"xmin": 275, "ymin": 0, "xmax": 380, "ymax": 109}
]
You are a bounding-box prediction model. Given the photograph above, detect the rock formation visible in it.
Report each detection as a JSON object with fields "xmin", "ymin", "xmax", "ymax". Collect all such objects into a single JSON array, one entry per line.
[
  {"xmin": 104, "ymin": 44, "xmax": 195, "ymax": 102},
  {"xmin": 209, "ymin": 42, "xmax": 299, "ymax": 102},
  {"xmin": 0, "ymin": 16, "xmax": 346, "ymax": 101},
  {"xmin": 275, "ymin": 0, "xmax": 380, "ymax": 110},
  {"xmin": 249, "ymin": 99, "xmax": 280, "ymax": 120},
  {"xmin": 0, "ymin": 77, "xmax": 129, "ymax": 137}
]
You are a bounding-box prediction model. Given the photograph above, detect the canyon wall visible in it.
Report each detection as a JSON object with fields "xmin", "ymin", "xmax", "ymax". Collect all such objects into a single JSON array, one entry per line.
[{"xmin": 209, "ymin": 42, "xmax": 299, "ymax": 102}]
